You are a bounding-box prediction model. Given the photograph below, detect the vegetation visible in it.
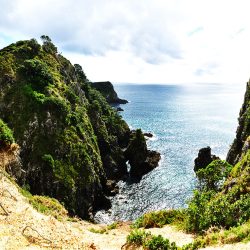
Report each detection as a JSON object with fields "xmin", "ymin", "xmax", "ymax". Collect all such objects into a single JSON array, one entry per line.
[
  {"xmin": 126, "ymin": 230, "xmax": 177, "ymax": 250},
  {"xmin": 196, "ymin": 160, "xmax": 232, "ymax": 191},
  {"xmin": 0, "ymin": 36, "xmax": 130, "ymax": 219},
  {"xmin": 20, "ymin": 187, "xmax": 68, "ymax": 220},
  {"xmin": 0, "ymin": 119, "xmax": 14, "ymax": 146},
  {"xmin": 107, "ymin": 221, "xmax": 119, "ymax": 230},
  {"xmin": 132, "ymin": 209, "xmax": 185, "ymax": 229},
  {"xmin": 89, "ymin": 227, "xmax": 107, "ymax": 234},
  {"xmin": 185, "ymin": 155, "xmax": 250, "ymax": 234},
  {"xmin": 131, "ymin": 152, "xmax": 250, "ymax": 247}
]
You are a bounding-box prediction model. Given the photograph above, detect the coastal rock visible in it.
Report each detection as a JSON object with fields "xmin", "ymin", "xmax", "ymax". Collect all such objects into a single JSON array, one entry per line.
[
  {"xmin": 194, "ymin": 146, "xmax": 219, "ymax": 172},
  {"xmin": 116, "ymin": 107, "xmax": 124, "ymax": 112},
  {"xmin": 125, "ymin": 129, "xmax": 161, "ymax": 181},
  {"xmin": 91, "ymin": 81, "xmax": 128, "ymax": 104},
  {"xmin": 144, "ymin": 132, "xmax": 153, "ymax": 138}
]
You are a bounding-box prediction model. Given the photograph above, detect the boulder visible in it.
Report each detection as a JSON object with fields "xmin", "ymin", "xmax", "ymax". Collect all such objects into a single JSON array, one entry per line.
[{"xmin": 194, "ymin": 146, "xmax": 219, "ymax": 172}]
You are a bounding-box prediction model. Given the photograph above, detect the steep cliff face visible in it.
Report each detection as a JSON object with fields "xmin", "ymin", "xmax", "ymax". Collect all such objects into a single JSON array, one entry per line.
[
  {"xmin": 0, "ymin": 38, "xmax": 133, "ymax": 219},
  {"xmin": 227, "ymin": 82, "xmax": 250, "ymax": 165}
]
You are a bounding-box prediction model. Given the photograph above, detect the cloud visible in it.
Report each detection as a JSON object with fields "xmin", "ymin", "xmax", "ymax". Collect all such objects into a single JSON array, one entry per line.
[
  {"xmin": 0, "ymin": 0, "xmax": 182, "ymax": 63},
  {"xmin": 195, "ymin": 63, "xmax": 219, "ymax": 76},
  {"xmin": 188, "ymin": 27, "xmax": 204, "ymax": 37},
  {"xmin": 1, "ymin": 0, "xmax": 250, "ymax": 83}
]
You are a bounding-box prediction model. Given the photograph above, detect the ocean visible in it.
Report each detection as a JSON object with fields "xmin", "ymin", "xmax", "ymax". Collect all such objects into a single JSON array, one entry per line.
[{"xmin": 94, "ymin": 83, "xmax": 246, "ymax": 223}]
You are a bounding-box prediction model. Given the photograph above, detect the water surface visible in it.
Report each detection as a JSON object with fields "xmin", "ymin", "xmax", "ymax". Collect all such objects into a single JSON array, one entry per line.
[{"xmin": 95, "ymin": 83, "xmax": 245, "ymax": 222}]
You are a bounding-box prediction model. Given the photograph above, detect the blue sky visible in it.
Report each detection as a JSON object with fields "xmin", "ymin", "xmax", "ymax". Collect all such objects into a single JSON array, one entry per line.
[{"xmin": 0, "ymin": 0, "xmax": 250, "ymax": 84}]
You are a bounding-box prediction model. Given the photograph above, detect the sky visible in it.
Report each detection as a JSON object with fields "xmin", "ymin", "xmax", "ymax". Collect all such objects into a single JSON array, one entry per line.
[{"xmin": 0, "ymin": 0, "xmax": 250, "ymax": 84}]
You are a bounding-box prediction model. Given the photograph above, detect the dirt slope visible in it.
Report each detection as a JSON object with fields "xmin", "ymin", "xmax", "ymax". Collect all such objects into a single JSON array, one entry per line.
[{"xmin": 0, "ymin": 172, "xmax": 250, "ymax": 250}]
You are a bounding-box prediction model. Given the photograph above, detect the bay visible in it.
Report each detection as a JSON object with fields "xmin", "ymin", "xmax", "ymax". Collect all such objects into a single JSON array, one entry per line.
[{"xmin": 94, "ymin": 83, "xmax": 245, "ymax": 223}]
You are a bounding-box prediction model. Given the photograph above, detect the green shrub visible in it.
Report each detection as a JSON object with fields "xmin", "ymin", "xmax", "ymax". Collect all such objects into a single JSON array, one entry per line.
[
  {"xmin": 127, "ymin": 229, "xmax": 151, "ymax": 245},
  {"xmin": 133, "ymin": 209, "xmax": 185, "ymax": 229},
  {"xmin": 126, "ymin": 230, "xmax": 178, "ymax": 249},
  {"xmin": 197, "ymin": 160, "xmax": 232, "ymax": 191},
  {"xmin": 144, "ymin": 235, "xmax": 177, "ymax": 250},
  {"xmin": 107, "ymin": 221, "xmax": 118, "ymax": 230},
  {"xmin": 20, "ymin": 187, "xmax": 67, "ymax": 220},
  {"xmin": 0, "ymin": 119, "xmax": 14, "ymax": 146},
  {"xmin": 89, "ymin": 228, "xmax": 107, "ymax": 234},
  {"xmin": 19, "ymin": 58, "xmax": 53, "ymax": 91}
]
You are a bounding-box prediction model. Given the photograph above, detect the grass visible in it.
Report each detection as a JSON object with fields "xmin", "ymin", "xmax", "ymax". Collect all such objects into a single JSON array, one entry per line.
[
  {"xmin": 20, "ymin": 187, "xmax": 68, "ymax": 220},
  {"xmin": 89, "ymin": 221, "xmax": 119, "ymax": 234},
  {"xmin": 182, "ymin": 221, "xmax": 250, "ymax": 249},
  {"xmin": 89, "ymin": 227, "xmax": 107, "ymax": 234},
  {"xmin": 107, "ymin": 221, "xmax": 119, "ymax": 230},
  {"xmin": 132, "ymin": 209, "xmax": 185, "ymax": 229}
]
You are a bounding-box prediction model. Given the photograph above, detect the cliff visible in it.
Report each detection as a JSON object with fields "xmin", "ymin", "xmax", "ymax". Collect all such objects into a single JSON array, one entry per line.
[
  {"xmin": 91, "ymin": 81, "xmax": 128, "ymax": 104},
  {"xmin": 227, "ymin": 81, "xmax": 250, "ymax": 165},
  {"xmin": 0, "ymin": 38, "xmax": 159, "ymax": 219}
]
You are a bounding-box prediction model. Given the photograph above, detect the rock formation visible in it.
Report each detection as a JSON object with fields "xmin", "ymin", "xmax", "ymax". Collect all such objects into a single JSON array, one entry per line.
[
  {"xmin": 91, "ymin": 81, "xmax": 128, "ymax": 104},
  {"xmin": 194, "ymin": 146, "xmax": 219, "ymax": 172},
  {"xmin": 125, "ymin": 129, "xmax": 161, "ymax": 181}
]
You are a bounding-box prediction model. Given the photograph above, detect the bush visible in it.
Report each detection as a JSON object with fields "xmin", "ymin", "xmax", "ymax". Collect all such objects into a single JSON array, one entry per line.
[
  {"xmin": 144, "ymin": 235, "xmax": 177, "ymax": 250},
  {"xmin": 19, "ymin": 58, "xmax": 53, "ymax": 91},
  {"xmin": 20, "ymin": 187, "xmax": 67, "ymax": 220},
  {"xmin": 127, "ymin": 229, "xmax": 151, "ymax": 246},
  {"xmin": 133, "ymin": 209, "xmax": 185, "ymax": 229},
  {"xmin": 197, "ymin": 160, "xmax": 232, "ymax": 191},
  {"xmin": 0, "ymin": 119, "xmax": 14, "ymax": 146},
  {"xmin": 126, "ymin": 230, "xmax": 178, "ymax": 249}
]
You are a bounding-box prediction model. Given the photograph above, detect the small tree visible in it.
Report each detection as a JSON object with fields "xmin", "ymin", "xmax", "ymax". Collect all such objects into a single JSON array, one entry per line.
[
  {"xmin": 197, "ymin": 160, "xmax": 232, "ymax": 191},
  {"xmin": 40, "ymin": 35, "xmax": 57, "ymax": 54}
]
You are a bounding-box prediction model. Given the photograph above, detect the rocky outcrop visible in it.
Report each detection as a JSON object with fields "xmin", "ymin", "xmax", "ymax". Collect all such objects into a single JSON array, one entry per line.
[
  {"xmin": 227, "ymin": 82, "xmax": 250, "ymax": 165},
  {"xmin": 91, "ymin": 81, "xmax": 128, "ymax": 104},
  {"xmin": 144, "ymin": 132, "xmax": 153, "ymax": 138},
  {"xmin": 194, "ymin": 147, "xmax": 219, "ymax": 172},
  {"xmin": 125, "ymin": 129, "xmax": 161, "ymax": 181}
]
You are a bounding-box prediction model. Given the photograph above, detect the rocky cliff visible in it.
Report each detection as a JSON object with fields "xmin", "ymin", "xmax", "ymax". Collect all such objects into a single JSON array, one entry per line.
[
  {"xmin": 91, "ymin": 81, "xmax": 128, "ymax": 104},
  {"xmin": 227, "ymin": 81, "xmax": 250, "ymax": 165},
  {"xmin": 0, "ymin": 38, "xmax": 159, "ymax": 219}
]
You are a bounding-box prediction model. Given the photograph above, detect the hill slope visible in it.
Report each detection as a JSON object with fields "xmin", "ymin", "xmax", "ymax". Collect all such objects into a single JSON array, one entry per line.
[{"xmin": 0, "ymin": 37, "xmax": 159, "ymax": 220}]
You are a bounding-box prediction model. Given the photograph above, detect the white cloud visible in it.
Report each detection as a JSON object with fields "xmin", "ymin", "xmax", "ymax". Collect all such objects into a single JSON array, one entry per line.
[{"xmin": 0, "ymin": 0, "xmax": 250, "ymax": 83}]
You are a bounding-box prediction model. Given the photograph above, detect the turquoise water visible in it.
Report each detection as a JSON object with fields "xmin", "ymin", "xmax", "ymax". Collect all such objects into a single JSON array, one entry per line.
[{"xmin": 95, "ymin": 83, "xmax": 246, "ymax": 222}]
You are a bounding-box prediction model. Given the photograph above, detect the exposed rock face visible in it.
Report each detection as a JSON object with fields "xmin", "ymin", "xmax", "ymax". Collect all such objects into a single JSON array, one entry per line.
[
  {"xmin": 125, "ymin": 129, "xmax": 161, "ymax": 181},
  {"xmin": 194, "ymin": 146, "xmax": 219, "ymax": 172},
  {"xmin": 0, "ymin": 38, "xmax": 160, "ymax": 219},
  {"xmin": 91, "ymin": 81, "xmax": 128, "ymax": 104},
  {"xmin": 227, "ymin": 82, "xmax": 250, "ymax": 165}
]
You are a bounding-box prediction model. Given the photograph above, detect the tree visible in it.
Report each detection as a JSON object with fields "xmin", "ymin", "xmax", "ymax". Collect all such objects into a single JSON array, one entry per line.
[
  {"xmin": 196, "ymin": 160, "xmax": 232, "ymax": 191},
  {"xmin": 40, "ymin": 35, "xmax": 57, "ymax": 54}
]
